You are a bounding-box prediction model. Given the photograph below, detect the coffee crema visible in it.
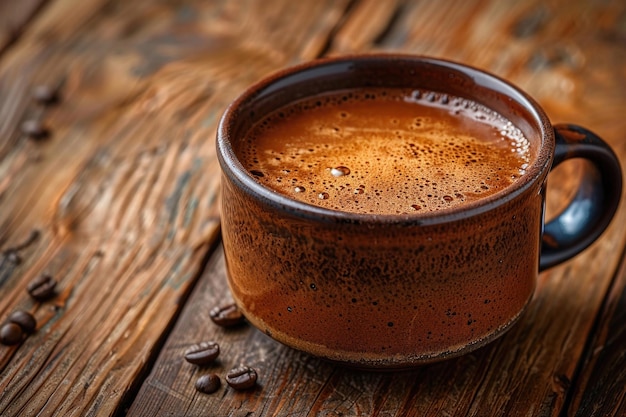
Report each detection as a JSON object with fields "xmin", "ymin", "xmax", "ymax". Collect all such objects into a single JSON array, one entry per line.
[{"xmin": 238, "ymin": 88, "xmax": 531, "ymax": 215}]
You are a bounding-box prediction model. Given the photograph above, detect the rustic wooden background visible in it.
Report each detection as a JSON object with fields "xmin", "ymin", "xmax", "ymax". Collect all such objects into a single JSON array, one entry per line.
[{"xmin": 0, "ymin": 0, "xmax": 625, "ymax": 416}]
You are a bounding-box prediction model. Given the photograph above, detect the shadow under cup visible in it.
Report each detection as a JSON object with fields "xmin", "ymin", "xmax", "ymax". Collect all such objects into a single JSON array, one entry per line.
[{"xmin": 217, "ymin": 55, "xmax": 621, "ymax": 369}]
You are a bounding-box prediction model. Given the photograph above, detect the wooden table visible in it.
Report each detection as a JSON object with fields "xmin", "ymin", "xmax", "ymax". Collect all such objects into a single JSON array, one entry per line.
[{"xmin": 1, "ymin": 0, "xmax": 625, "ymax": 415}]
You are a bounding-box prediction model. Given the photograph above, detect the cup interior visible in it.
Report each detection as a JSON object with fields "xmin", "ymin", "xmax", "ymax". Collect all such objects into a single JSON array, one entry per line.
[{"xmin": 217, "ymin": 55, "xmax": 554, "ymax": 223}]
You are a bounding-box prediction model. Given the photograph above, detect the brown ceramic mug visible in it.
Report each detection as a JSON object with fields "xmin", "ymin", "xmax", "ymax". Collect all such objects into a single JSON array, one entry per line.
[{"xmin": 216, "ymin": 55, "xmax": 622, "ymax": 368}]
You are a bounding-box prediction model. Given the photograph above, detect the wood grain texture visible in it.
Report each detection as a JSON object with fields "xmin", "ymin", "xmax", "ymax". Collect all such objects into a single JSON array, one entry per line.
[
  {"xmin": 0, "ymin": 0, "xmax": 49, "ymax": 55},
  {"xmin": 568, "ymin": 249, "xmax": 626, "ymax": 417},
  {"xmin": 129, "ymin": 0, "xmax": 626, "ymax": 416},
  {"xmin": 0, "ymin": 0, "xmax": 624, "ymax": 415},
  {"xmin": 0, "ymin": 0, "xmax": 349, "ymax": 415}
]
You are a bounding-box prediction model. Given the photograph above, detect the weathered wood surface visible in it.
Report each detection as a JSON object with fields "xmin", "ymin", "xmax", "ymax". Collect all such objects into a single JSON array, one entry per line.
[
  {"xmin": 0, "ymin": 0, "xmax": 48, "ymax": 55},
  {"xmin": 0, "ymin": 0, "xmax": 624, "ymax": 416}
]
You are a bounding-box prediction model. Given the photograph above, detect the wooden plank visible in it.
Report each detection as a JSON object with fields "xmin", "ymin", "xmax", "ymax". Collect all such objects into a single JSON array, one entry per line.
[
  {"xmin": 329, "ymin": 0, "xmax": 403, "ymax": 54},
  {"xmin": 0, "ymin": 0, "xmax": 623, "ymax": 415},
  {"xmin": 0, "ymin": 0, "xmax": 349, "ymax": 415},
  {"xmin": 567, "ymin": 249, "xmax": 626, "ymax": 416},
  {"xmin": 0, "ymin": 0, "xmax": 49, "ymax": 55},
  {"xmin": 129, "ymin": 0, "xmax": 626, "ymax": 416}
]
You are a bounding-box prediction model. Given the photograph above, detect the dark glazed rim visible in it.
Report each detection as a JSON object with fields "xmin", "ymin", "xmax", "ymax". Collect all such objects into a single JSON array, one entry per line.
[{"xmin": 217, "ymin": 54, "xmax": 554, "ymax": 226}]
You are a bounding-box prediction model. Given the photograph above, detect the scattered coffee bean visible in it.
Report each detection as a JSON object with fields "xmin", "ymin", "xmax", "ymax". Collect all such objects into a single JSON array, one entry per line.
[
  {"xmin": 184, "ymin": 341, "xmax": 220, "ymax": 365},
  {"xmin": 7, "ymin": 310, "xmax": 36, "ymax": 334},
  {"xmin": 210, "ymin": 303, "xmax": 245, "ymax": 327},
  {"xmin": 21, "ymin": 119, "xmax": 49, "ymax": 139},
  {"xmin": 226, "ymin": 365, "xmax": 257, "ymax": 390},
  {"xmin": 0, "ymin": 323, "xmax": 23, "ymax": 345},
  {"xmin": 5, "ymin": 251, "xmax": 21, "ymax": 265},
  {"xmin": 27, "ymin": 274, "xmax": 57, "ymax": 301},
  {"xmin": 195, "ymin": 374, "xmax": 221, "ymax": 394},
  {"xmin": 32, "ymin": 85, "xmax": 58, "ymax": 105}
]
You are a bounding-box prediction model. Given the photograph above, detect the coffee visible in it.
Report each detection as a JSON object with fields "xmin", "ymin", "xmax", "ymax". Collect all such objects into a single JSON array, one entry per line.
[
  {"xmin": 209, "ymin": 303, "xmax": 245, "ymax": 327},
  {"xmin": 27, "ymin": 274, "xmax": 57, "ymax": 301},
  {"xmin": 7, "ymin": 310, "xmax": 37, "ymax": 334},
  {"xmin": 225, "ymin": 366, "xmax": 257, "ymax": 390},
  {"xmin": 0, "ymin": 323, "xmax": 23, "ymax": 345},
  {"xmin": 184, "ymin": 341, "xmax": 220, "ymax": 365},
  {"xmin": 237, "ymin": 88, "xmax": 531, "ymax": 215},
  {"xmin": 195, "ymin": 374, "xmax": 221, "ymax": 394}
]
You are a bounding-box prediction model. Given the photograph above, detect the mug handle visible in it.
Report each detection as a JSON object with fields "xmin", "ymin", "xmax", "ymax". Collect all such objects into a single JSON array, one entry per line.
[{"xmin": 539, "ymin": 124, "xmax": 622, "ymax": 271}]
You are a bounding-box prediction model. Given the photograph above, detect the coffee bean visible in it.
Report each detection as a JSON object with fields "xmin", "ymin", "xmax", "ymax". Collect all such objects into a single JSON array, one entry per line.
[
  {"xmin": 32, "ymin": 85, "xmax": 58, "ymax": 105},
  {"xmin": 0, "ymin": 323, "xmax": 23, "ymax": 345},
  {"xmin": 27, "ymin": 274, "xmax": 57, "ymax": 301},
  {"xmin": 195, "ymin": 374, "xmax": 221, "ymax": 394},
  {"xmin": 5, "ymin": 251, "xmax": 21, "ymax": 265},
  {"xmin": 7, "ymin": 310, "xmax": 36, "ymax": 334},
  {"xmin": 226, "ymin": 366, "xmax": 257, "ymax": 390},
  {"xmin": 21, "ymin": 119, "xmax": 49, "ymax": 139},
  {"xmin": 184, "ymin": 341, "xmax": 220, "ymax": 365},
  {"xmin": 210, "ymin": 303, "xmax": 245, "ymax": 327}
]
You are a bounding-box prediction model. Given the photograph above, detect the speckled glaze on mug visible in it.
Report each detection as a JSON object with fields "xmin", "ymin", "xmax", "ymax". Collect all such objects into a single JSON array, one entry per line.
[{"xmin": 217, "ymin": 55, "xmax": 622, "ymax": 369}]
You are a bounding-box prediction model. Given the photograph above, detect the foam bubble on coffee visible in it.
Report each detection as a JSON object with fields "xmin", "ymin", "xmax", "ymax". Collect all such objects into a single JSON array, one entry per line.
[{"xmin": 238, "ymin": 88, "xmax": 532, "ymax": 215}]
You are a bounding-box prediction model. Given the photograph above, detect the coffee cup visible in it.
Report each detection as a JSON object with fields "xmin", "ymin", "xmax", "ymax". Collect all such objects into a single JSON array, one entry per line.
[{"xmin": 216, "ymin": 55, "xmax": 622, "ymax": 368}]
